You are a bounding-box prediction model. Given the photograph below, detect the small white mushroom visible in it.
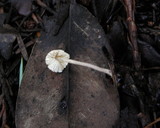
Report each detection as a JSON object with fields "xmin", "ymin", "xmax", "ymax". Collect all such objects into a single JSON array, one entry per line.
[{"xmin": 45, "ymin": 49, "xmax": 112, "ymax": 77}]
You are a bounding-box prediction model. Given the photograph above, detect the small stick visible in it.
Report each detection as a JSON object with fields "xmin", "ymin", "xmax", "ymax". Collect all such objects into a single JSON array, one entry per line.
[
  {"xmin": 15, "ymin": 40, "xmax": 35, "ymax": 54},
  {"xmin": 36, "ymin": 0, "xmax": 55, "ymax": 14},
  {"xmin": 17, "ymin": 34, "xmax": 29, "ymax": 61},
  {"xmin": 144, "ymin": 117, "xmax": 160, "ymax": 128}
]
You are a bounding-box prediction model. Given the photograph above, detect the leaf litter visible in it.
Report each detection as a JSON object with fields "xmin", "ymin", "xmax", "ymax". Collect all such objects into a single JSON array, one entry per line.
[{"xmin": 0, "ymin": 0, "xmax": 160, "ymax": 128}]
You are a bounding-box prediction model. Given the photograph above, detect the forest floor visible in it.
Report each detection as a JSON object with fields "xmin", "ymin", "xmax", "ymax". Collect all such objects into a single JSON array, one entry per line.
[{"xmin": 0, "ymin": 0, "xmax": 160, "ymax": 128}]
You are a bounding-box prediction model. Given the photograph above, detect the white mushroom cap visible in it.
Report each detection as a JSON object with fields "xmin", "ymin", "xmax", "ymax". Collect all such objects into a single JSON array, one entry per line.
[
  {"xmin": 45, "ymin": 50, "xmax": 70, "ymax": 73},
  {"xmin": 45, "ymin": 49, "xmax": 112, "ymax": 77}
]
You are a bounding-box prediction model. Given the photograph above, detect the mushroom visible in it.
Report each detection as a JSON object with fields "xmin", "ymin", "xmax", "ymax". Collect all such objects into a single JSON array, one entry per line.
[{"xmin": 45, "ymin": 49, "xmax": 112, "ymax": 77}]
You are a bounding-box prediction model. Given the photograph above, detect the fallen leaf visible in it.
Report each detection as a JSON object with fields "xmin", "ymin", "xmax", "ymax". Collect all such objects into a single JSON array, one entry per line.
[
  {"xmin": 94, "ymin": 0, "xmax": 118, "ymax": 21},
  {"xmin": 138, "ymin": 39, "xmax": 160, "ymax": 67},
  {"xmin": 11, "ymin": 0, "xmax": 32, "ymax": 16},
  {"xmin": 0, "ymin": 14, "xmax": 6, "ymax": 26},
  {"xmin": 16, "ymin": 17, "xmax": 69, "ymax": 128},
  {"xmin": 0, "ymin": 28, "xmax": 16, "ymax": 60},
  {"xmin": 15, "ymin": 3, "xmax": 119, "ymax": 128}
]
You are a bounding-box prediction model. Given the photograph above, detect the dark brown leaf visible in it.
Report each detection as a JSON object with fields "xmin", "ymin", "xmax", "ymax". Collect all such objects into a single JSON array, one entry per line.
[
  {"xmin": 69, "ymin": 4, "xmax": 119, "ymax": 128},
  {"xmin": 107, "ymin": 21, "xmax": 129, "ymax": 64},
  {"xmin": 16, "ymin": 18, "xmax": 69, "ymax": 128},
  {"xmin": 15, "ymin": 3, "xmax": 119, "ymax": 128},
  {"xmin": 77, "ymin": 0, "xmax": 91, "ymax": 6},
  {"xmin": 94, "ymin": 0, "xmax": 118, "ymax": 22},
  {"xmin": 0, "ymin": 14, "xmax": 6, "ymax": 26},
  {"xmin": 11, "ymin": 0, "xmax": 32, "ymax": 16},
  {"xmin": 138, "ymin": 40, "xmax": 160, "ymax": 67},
  {"xmin": 0, "ymin": 28, "xmax": 16, "ymax": 60}
]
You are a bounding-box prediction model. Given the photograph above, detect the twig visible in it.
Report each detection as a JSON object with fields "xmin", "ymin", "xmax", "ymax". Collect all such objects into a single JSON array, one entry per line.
[
  {"xmin": 32, "ymin": 13, "xmax": 39, "ymax": 24},
  {"xmin": 123, "ymin": 0, "xmax": 141, "ymax": 69},
  {"xmin": 143, "ymin": 67, "xmax": 160, "ymax": 71},
  {"xmin": 0, "ymin": 7, "xmax": 4, "ymax": 14},
  {"xmin": 15, "ymin": 40, "xmax": 35, "ymax": 54},
  {"xmin": 144, "ymin": 117, "xmax": 160, "ymax": 128},
  {"xmin": 20, "ymin": 28, "xmax": 42, "ymax": 32},
  {"xmin": 17, "ymin": 34, "xmax": 29, "ymax": 61},
  {"xmin": 36, "ymin": 0, "xmax": 55, "ymax": 14},
  {"xmin": 0, "ymin": 97, "xmax": 4, "ymax": 118},
  {"xmin": 0, "ymin": 61, "xmax": 15, "ymax": 119},
  {"xmin": 2, "ymin": 101, "xmax": 7, "ymax": 127},
  {"xmin": 5, "ymin": 59, "xmax": 20, "ymax": 77},
  {"xmin": 5, "ymin": 80, "xmax": 13, "ymax": 96}
]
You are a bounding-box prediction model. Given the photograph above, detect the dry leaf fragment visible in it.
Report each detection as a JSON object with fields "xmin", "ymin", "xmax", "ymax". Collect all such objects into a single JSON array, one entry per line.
[{"xmin": 11, "ymin": 0, "xmax": 32, "ymax": 16}]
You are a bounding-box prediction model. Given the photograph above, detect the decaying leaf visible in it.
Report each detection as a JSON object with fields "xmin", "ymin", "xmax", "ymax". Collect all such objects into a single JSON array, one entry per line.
[
  {"xmin": 94, "ymin": 0, "xmax": 118, "ymax": 22},
  {"xmin": 16, "ymin": 18, "xmax": 69, "ymax": 128},
  {"xmin": 107, "ymin": 21, "xmax": 129, "ymax": 64},
  {"xmin": 11, "ymin": 0, "xmax": 32, "ymax": 16},
  {"xmin": 77, "ymin": 0, "xmax": 91, "ymax": 6},
  {"xmin": 15, "ymin": 3, "xmax": 119, "ymax": 128},
  {"xmin": 69, "ymin": 4, "xmax": 119, "ymax": 128},
  {"xmin": 0, "ymin": 28, "xmax": 17, "ymax": 60},
  {"xmin": 0, "ymin": 14, "xmax": 6, "ymax": 26},
  {"xmin": 138, "ymin": 40, "xmax": 160, "ymax": 67}
]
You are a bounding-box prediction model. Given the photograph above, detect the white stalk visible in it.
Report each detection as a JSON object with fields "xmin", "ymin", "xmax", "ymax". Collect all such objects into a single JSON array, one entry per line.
[
  {"xmin": 67, "ymin": 59, "xmax": 112, "ymax": 77},
  {"xmin": 45, "ymin": 50, "xmax": 112, "ymax": 77}
]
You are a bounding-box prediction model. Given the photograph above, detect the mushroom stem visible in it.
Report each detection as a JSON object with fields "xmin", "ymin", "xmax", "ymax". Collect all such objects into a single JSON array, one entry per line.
[{"xmin": 68, "ymin": 59, "xmax": 112, "ymax": 77}]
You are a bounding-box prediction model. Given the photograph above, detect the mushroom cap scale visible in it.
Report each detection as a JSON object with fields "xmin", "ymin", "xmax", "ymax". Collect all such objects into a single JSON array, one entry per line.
[{"xmin": 45, "ymin": 50, "xmax": 70, "ymax": 73}]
